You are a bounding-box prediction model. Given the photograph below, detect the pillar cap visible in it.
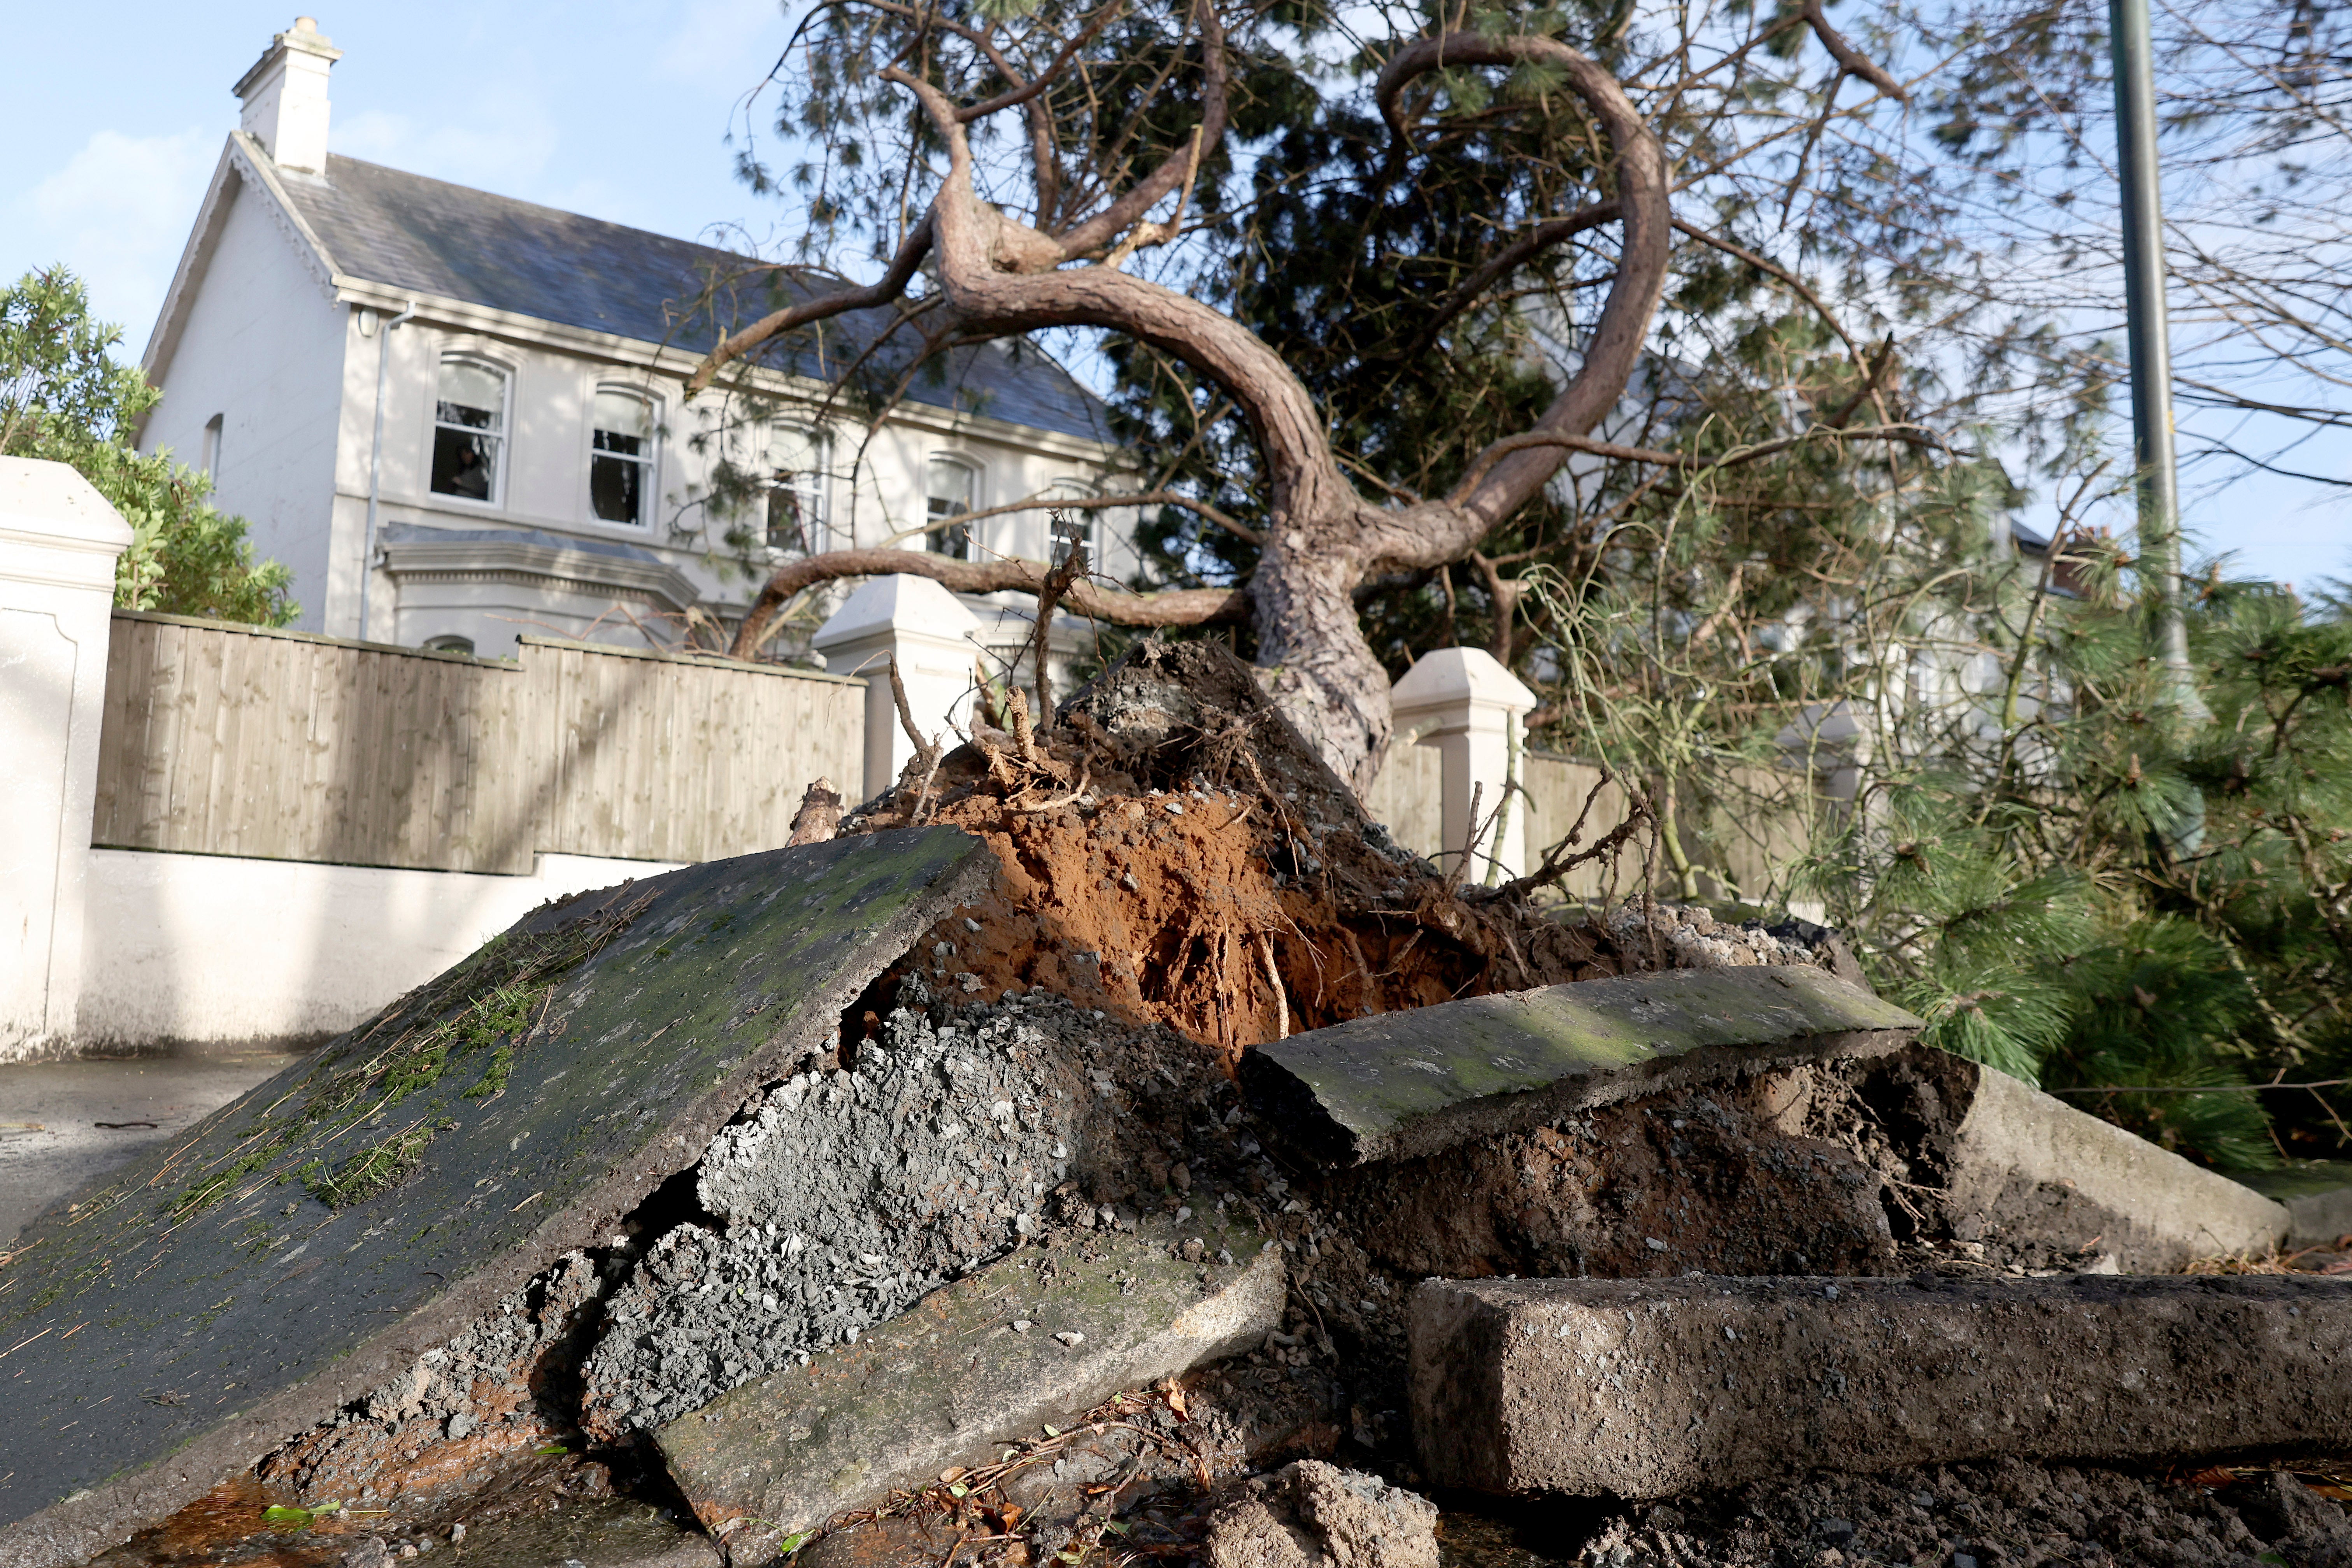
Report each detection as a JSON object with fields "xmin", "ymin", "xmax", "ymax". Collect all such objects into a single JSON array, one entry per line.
[
  {"xmin": 0, "ymin": 458, "xmax": 134, "ymax": 553},
  {"xmin": 1390, "ymin": 646, "xmax": 1536, "ymax": 719},
  {"xmin": 812, "ymin": 573, "xmax": 983, "ymax": 661}
]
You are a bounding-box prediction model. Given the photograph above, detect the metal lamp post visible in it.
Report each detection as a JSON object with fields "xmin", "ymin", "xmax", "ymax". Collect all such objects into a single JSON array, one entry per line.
[{"xmin": 2109, "ymin": 0, "xmax": 2210, "ymax": 727}]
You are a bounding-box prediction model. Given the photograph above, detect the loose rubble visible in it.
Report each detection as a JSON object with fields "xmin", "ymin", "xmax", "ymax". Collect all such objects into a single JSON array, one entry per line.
[
  {"xmin": 1563, "ymin": 1458, "xmax": 2352, "ymax": 1568},
  {"xmin": 1203, "ymin": 1461, "xmax": 1439, "ymax": 1568}
]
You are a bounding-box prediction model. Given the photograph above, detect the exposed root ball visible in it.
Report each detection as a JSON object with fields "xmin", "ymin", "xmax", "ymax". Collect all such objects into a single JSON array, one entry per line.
[{"xmin": 843, "ymin": 637, "xmax": 1639, "ymax": 1064}]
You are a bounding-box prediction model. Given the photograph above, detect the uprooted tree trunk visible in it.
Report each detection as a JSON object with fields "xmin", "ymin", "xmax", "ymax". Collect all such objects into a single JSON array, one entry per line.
[{"xmin": 693, "ymin": 8, "xmax": 1902, "ymax": 797}]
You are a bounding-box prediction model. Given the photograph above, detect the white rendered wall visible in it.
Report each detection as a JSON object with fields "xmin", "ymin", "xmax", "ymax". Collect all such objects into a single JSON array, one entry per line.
[
  {"xmin": 350, "ymin": 317, "xmax": 1132, "ymax": 658},
  {"xmin": 0, "ymin": 461, "xmax": 133, "ymax": 1058},
  {"xmin": 61, "ymin": 849, "xmax": 683, "ymax": 1058},
  {"xmin": 139, "ymin": 172, "xmax": 349, "ymax": 633}
]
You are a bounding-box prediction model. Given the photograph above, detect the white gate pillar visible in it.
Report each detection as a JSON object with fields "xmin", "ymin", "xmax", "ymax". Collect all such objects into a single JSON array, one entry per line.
[
  {"xmin": 1390, "ymin": 647, "xmax": 1538, "ymax": 882},
  {"xmin": 1, "ymin": 459, "xmax": 132, "ymax": 1058},
  {"xmin": 812, "ymin": 574, "xmax": 984, "ymax": 803}
]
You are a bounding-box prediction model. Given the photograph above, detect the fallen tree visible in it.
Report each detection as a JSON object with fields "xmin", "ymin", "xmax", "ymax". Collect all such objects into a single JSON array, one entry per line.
[{"xmin": 686, "ymin": 0, "xmax": 1910, "ymax": 794}]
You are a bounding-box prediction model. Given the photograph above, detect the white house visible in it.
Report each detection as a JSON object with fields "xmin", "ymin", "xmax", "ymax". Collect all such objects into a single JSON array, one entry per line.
[{"xmin": 137, "ymin": 17, "xmax": 1137, "ymax": 666}]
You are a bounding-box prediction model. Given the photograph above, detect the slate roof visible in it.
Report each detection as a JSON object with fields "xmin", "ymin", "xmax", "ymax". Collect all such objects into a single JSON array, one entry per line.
[{"xmin": 275, "ymin": 154, "xmax": 1112, "ymax": 444}]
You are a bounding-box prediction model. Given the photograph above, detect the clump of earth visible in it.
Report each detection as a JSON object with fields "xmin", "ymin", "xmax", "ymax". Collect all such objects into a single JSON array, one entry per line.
[{"xmin": 1542, "ymin": 1456, "xmax": 2352, "ymax": 1568}]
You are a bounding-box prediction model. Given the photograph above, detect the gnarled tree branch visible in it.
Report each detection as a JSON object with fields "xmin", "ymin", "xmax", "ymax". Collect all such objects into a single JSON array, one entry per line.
[
  {"xmin": 1372, "ymin": 32, "xmax": 1674, "ymax": 552},
  {"xmin": 725, "ymin": 548, "xmax": 1245, "ymax": 659}
]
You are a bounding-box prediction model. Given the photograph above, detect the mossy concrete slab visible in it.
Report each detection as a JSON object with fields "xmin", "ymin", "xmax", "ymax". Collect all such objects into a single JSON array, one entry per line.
[
  {"xmin": 1239, "ymin": 967, "xmax": 1922, "ymax": 1166},
  {"xmin": 0, "ymin": 829, "xmax": 995, "ymax": 1568},
  {"xmin": 656, "ymin": 1213, "xmax": 1283, "ymax": 1564}
]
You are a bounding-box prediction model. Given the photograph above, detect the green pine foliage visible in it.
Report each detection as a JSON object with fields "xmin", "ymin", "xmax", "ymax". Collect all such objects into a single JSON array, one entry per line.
[
  {"xmin": 1, "ymin": 266, "xmax": 296, "ymax": 627},
  {"xmin": 1800, "ymin": 543, "xmax": 2351, "ymax": 1170}
]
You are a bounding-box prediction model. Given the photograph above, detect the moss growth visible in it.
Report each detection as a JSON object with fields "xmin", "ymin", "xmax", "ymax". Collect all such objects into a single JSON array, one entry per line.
[{"xmin": 163, "ymin": 893, "xmax": 651, "ymax": 1219}]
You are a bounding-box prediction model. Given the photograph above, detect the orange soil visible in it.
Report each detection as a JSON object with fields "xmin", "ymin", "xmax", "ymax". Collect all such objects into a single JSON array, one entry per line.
[{"xmin": 846, "ymin": 640, "xmax": 1632, "ymax": 1066}]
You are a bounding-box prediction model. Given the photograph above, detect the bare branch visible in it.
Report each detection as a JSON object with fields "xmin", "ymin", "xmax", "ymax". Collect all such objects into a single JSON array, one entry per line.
[
  {"xmin": 916, "ymin": 484, "xmax": 1263, "ymax": 545},
  {"xmin": 1798, "ymin": 0, "xmax": 1907, "ymax": 102},
  {"xmin": 725, "ymin": 547, "xmax": 1246, "ymax": 659},
  {"xmin": 686, "ymin": 217, "xmax": 934, "ymax": 396},
  {"xmin": 1407, "ymin": 199, "xmax": 1624, "ymax": 355},
  {"xmin": 1055, "ymin": 0, "xmax": 1231, "ymax": 259},
  {"xmin": 1671, "ymin": 217, "xmax": 1863, "ymax": 361},
  {"xmin": 1377, "ymin": 33, "xmax": 1675, "ymax": 535}
]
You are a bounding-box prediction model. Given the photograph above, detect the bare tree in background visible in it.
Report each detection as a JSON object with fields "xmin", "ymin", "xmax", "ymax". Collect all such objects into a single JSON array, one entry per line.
[{"xmin": 1910, "ymin": 0, "xmax": 2352, "ymax": 516}]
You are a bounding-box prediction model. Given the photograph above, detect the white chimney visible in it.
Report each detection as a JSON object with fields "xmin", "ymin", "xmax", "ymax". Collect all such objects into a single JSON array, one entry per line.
[{"xmin": 232, "ymin": 17, "xmax": 341, "ymax": 175}]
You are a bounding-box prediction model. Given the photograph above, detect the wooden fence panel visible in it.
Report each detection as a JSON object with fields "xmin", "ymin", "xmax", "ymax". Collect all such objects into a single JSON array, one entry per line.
[
  {"xmin": 89, "ymin": 615, "xmax": 865, "ymax": 875},
  {"xmin": 514, "ymin": 637, "xmax": 865, "ymax": 865},
  {"xmin": 1363, "ymin": 743, "xmax": 1445, "ymax": 861}
]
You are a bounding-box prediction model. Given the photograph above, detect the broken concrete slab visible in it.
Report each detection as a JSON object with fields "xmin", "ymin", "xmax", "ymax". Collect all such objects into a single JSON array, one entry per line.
[
  {"xmin": 2239, "ymin": 1161, "xmax": 2352, "ymax": 1249},
  {"xmin": 0, "ymin": 829, "xmax": 996, "ymax": 1568},
  {"xmin": 1410, "ymin": 1273, "xmax": 2352, "ymax": 1499},
  {"xmin": 1240, "ymin": 967, "xmax": 1922, "ymax": 1166},
  {"xmin": 656, "ymin": 1212, "xmax": 1283, "ymax": 1563},
  {"xmin": 1937, "ymin": 1059, "xmax": 2291, "ymax": 1269}
]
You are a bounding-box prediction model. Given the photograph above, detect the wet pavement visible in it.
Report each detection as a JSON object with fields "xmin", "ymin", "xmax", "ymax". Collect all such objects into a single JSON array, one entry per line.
[{"xmin": 0, "ymin": 1052, "xmax": 305, "ymax": 1245}]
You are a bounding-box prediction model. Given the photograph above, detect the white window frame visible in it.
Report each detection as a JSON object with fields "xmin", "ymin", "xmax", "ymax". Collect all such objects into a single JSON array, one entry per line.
[
  {"xmin": 588, "ymin": 384, "xmax": 660, "ymax": 528},
  {"xmin": 761, "ymin": 424, "xmax": 832, "ymax": 556},
  {"xmin": 429, "ymin": 353, "xmax": 513, "ymax": 509},
  {"xmin": 924, "ymin": 453, "xmax": 982, "ymax": 560}
]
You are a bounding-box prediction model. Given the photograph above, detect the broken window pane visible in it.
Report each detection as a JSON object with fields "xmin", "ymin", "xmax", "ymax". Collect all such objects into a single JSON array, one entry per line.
[
  {"xmin": 926, "ymin": 457, "xmax": 974, "ymax": 559},
  {"xmin": 431, "ymin": 358, "xmax": 506, "ymax": 503},
  {"xmin": 591, "ymin": 390, "xmax": 653, "ymax": 525},
  {"xmin": 764, "ymin": 426, "xmax": 828, "ymax": 552}
]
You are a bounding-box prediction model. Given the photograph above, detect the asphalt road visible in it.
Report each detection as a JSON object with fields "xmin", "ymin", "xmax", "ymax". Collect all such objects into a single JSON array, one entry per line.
[{"xmin": 0, "ymin": 1052, "xmax": 304, "ymax": 1244}]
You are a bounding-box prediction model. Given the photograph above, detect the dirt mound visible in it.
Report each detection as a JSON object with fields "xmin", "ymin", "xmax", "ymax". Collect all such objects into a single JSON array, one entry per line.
[
  {"xmin": 838, "ymin": 637, "xmax": 1736, "ymax": 1062},
  {"xmin": 1559, "ymin": 1456, "xmax": 2352, "ymax": 1568}
]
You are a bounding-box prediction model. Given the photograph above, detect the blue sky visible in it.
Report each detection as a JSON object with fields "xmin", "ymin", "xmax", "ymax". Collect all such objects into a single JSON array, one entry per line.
[
  {"xmin": 4, "ymin": 0, "xmax": 2345, "ymax": 593},
  {"xmin": 0, "ymin": 3, "xmax": 796, "ymax": 358}
]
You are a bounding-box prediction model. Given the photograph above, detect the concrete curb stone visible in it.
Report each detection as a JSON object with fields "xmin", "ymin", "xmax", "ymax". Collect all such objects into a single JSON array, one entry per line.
[
  {"xmin": 1410, "ymin": 1273, "xmax": 2352, "ymax": 1499},
  {"xmin": 1944, "ymin": 1062, "xmax": 2291, "ymax": 1269},
  {"xmin": 2238, "ymin": 1161, "xmax": 2352, "ymax": 1249},
  {"xmin": 0, "ymin": 830, "xmax": 996, "ymax": 1568}
]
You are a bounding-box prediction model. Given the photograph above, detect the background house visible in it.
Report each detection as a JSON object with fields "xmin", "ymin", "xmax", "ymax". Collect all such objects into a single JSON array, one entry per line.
[{"xmin": 136, "ymin": 17, "xmax": 1137, "ymax": 668}]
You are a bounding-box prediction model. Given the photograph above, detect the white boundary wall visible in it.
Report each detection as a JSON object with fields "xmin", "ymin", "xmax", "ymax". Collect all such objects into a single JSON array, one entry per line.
[
  {"xmin": 2, "ymin": 461, "xmax": 132, "ymax": 1059},
  {"xmin": 67, "ymin": 849, "xmax": 681, "ymax": 1057}
]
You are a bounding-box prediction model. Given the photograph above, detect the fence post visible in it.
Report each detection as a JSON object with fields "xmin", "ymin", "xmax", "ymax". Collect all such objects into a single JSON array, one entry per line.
[
  {"xmin": 1390, "ymin": 647, "xmax": 1537, "ymax": 883},
  {"xmin": 0, "ymin": 459, "xmax": 132, "ymax": 1058},
  {"xmin": 812, "ymin": 575, "xmax": 984, "ymax": 803}
]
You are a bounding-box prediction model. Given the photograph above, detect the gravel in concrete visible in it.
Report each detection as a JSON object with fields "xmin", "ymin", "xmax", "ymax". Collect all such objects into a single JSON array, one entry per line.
[
  {"xmin": 580, "ymin": 992, "xmax": 1088, "ymax": 1437},
  {"xmin": 1410, "ymin": 1273, "xmax": 2352, "ymax": 1499},
  {"xmin": 1239, "ymin": 968, "xmax": 1921, "ymax": 1166},
  {"xmin": 0, "ymin": 1052, "xmax": 302, "ymax": 1244},
  {"xmin": 656, "ymin": 1211, "xmax": 1283, "ymax": 1563}
]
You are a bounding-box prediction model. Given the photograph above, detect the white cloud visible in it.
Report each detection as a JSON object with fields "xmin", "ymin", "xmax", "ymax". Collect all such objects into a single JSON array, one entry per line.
[
  {"xmin": 334, "ymin": 103, "xmax": 561, "ymax": 196},
  {"xmin": 7, "ymin": 127, "xmax": 216, "ymax": 347}
]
